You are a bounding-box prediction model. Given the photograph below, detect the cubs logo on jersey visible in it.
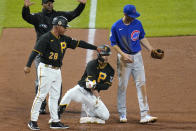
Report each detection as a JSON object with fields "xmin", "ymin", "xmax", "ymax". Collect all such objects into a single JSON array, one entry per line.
[{"xmin": 131, "ymin": 30, "xmax": 140, "ymax": 41}]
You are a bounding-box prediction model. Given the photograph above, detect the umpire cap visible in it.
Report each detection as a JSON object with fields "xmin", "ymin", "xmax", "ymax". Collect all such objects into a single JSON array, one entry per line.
[
  {"xmin": 98, "ymin": 44, "xmax": 111, "ymax": 56},
  {"xmin": 52, "ymin": 16, "xmax": 69, "ymax": 28},
  {"xmin": 42, "ymin": 0, "xmax": 54, "ymax": 4}
]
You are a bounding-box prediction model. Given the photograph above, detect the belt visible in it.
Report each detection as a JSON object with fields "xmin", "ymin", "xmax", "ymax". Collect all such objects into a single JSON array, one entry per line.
[
  {"xmin": 44, "ymin": 64, "xmax": 60, "ymax": 70},
  {"xmin": 127, "ymin": 52, "xmax": 138, "ymax": 55}
]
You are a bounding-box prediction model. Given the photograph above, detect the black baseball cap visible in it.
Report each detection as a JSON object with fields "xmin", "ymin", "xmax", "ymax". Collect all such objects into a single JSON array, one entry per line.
[{"xmin": 42, "ymin": 0, "xmax": 54, "ymax": 4}]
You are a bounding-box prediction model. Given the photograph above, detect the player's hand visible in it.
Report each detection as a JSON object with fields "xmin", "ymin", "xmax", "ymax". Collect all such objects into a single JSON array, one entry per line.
[
  {"xmin": 77, "ymin": 0, "xmax": 87, "ymax": 4},
  {"xmin": 96, "ymin": 96, "xmax": 100, "ymax": 104},
  {"xmin": 96, "ymin": 47, "xmax": 103, "ymax": 53},
  {"xmin": 122, "ymin": 53, "xmax": 133, "ymax": 63},
  {"xmin": 24, "ymin": 66, "xmax": 31, "ymax": 74},
  {"xmin": 24, "ymin": 0, "xmax": 34, "ymax": 7},
  {"xmin": 94, "ymin": 96, "xmax": 101, "ymax": 108}
]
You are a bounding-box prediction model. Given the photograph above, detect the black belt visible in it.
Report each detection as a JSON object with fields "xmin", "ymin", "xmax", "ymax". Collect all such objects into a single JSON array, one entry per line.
[
  {"xmin": 44, "ymin": 64, "xmax": 60, "ymax": 70},
  {"xmin": 127, "ymin": 52, "xmax": 138, "ymax": 55}
]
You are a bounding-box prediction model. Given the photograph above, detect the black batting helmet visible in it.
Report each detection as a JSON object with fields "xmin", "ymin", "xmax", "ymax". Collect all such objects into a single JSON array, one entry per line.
[
  {"xmin": 98, "ymin": 44, "xmax": 111, "ymax": 56},
  {"xmin": 52, "ymin": 16, "xmax": 69, "ymax": 28}
]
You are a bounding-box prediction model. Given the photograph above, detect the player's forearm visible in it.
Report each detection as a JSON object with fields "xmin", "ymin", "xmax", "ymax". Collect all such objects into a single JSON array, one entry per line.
[
  {"xmin": 78, "ymin": 40, "xmax": 97, "ymax": 50},
  {"xmin": 22, "ymin": 6, "xmax": 35, "ymax": 24},
  {"xmin": 26, "ymin": 51, "xmax": 38, "ymax": 67},
  {"xmin": 113, "ymin": 45, "xmax": 126, "ymax": 56},
  {"xmin": 22, "ymin": 6, "xmax": 30, "ymax": 20},
  {"xmin": 69, "ymin": 3, "xmax": 85, "ymax": 21},
  {"xmin": 140, "ymin": 38, "xmax": 154, "ymax": 52},
  {"xmin": 91, "ymin": 89, "xmax": 100, "ymax": 98}
]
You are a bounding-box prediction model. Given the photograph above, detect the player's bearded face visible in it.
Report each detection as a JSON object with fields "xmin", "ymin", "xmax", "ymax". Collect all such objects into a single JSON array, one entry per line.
[
  {"xmin": 58, "ymin": 26, "xmax": 67, "ymax": 35},
  {"xmin": 42, "ymin": 2, "xmax": 53, "ymax": 12}
]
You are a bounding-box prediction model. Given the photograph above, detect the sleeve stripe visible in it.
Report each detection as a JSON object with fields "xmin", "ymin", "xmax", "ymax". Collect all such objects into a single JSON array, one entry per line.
[
  {"xmin": 87, "ymin": 76, "xmax": 93, "ymax": 78},
  {"xmin": 33, "ymin": 49, "xmax": 42, "ymax": 55},
  {"xmin": 105, "ymin": 82, "xmax": 112, "ymax": 85},
  {"xmin": 76, "ymin": 40, "xmax": 80, "ymax": 47}
]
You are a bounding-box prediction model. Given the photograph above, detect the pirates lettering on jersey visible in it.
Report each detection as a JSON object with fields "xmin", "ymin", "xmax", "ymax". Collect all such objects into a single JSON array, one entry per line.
[
  {"xmin": 131, "ymin": 30, "xmax": 140, "ymax": 41},
  {"xmin": 97, "ymin": 72, "xmax": 107, "ymax": 83},
  {"xmin": 60, "ymin": 42, "xmax": 67, "ymax": 53}
]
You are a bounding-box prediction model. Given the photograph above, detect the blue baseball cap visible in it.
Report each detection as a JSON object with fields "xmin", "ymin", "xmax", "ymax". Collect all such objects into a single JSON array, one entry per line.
[{"xmin": 123, "ymin": 4, "xmax": 140, "ymax": 18}]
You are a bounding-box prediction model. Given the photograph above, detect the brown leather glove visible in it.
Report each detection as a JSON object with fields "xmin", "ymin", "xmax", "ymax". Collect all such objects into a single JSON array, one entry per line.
[{"xmin": 151, "ymin": 49, "xmax": 164, "ymax": 59}]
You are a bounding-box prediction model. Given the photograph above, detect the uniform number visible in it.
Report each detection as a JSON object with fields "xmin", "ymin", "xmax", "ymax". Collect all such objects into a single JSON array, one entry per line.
[{"xmin": 49, "ymin": 52, "xmax": 58, "ymax": 60}]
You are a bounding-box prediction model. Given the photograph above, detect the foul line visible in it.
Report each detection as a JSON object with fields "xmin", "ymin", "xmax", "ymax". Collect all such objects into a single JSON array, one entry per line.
[{"xmin": 86, "ymin": 0, "xmax": 97, "ymax": 64}]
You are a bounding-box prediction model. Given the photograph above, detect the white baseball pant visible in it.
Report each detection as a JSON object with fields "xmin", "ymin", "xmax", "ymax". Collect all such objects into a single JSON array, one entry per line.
[
  {"xmin": 30, "ymin": 62, "xmax": 61, "ymax": 122},
  {"xmin": 60, "ymin": 85, "xmax": 110, "ymax": 120},
  {"xmin": 117, "ymin": 52, "xmax": 150, "ymax": 117}
]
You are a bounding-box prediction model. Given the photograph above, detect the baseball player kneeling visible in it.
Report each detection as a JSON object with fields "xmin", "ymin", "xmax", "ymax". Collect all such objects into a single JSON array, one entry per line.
[{"xmin": 58, "ymin": 45, "xmax": 115, "ymax": 124}]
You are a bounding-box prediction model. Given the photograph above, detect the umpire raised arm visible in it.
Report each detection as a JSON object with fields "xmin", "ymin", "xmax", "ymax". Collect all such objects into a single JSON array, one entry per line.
[
  {"xmin": 22, "ymin": 0, "xmax": 86, "ymax": 40},
  {"xmin": 22, "ymin": 0, "xmax": 87, "ymax": 114}
]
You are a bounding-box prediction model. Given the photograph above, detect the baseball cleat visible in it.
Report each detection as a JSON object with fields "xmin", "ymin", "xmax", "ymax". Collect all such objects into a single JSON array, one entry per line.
[
  {"xmin": 48, "ymin": 119, "xmax": 52, "ymax": 124},
  {"xmin": 39, "ymin": 108, "xmax": 46, "ymax": 114},
  {"xmin": 50, "ymin": 122, "xmax": 69, "ymax": 129},
  {"xmin": 140, "ymin": 115, "xmax": 158, "ymax": 124},
  {"xmin": 80, "ymin": 117, "xmax": 105, "ymax": 124},
  {"xmin": 120, "ymin": 115, "xmax": 127, "ymax": 123},
  {"xmin": 28, "ymin": 120, "xmax": 40, "ymax": 130},
  {"xmin": 80, "ymin": 117, "xmax": 92, "ymax": 124}
]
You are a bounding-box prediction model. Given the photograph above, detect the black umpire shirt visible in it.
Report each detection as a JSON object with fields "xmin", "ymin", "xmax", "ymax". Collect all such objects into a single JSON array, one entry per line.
[
  {"xmin": 78, "ymin": 59, "xmax": 115, "ymax": 92},
  {"xmin": 22, "ymin": 3, "xmax": 85, "ymax": 40},
  {"xmin": 26, "ymin": 32, "xmax": 97, "ymax": 68}
]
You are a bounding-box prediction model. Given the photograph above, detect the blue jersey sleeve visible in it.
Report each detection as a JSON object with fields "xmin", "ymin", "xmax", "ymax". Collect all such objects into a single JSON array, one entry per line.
[
  {"xmin": 139, "ymin": 22, "xmax": 145, "ymax": 40},
  {"xmin": 110, "ymin": 24, "xmax": 118, "ymax": 46}
]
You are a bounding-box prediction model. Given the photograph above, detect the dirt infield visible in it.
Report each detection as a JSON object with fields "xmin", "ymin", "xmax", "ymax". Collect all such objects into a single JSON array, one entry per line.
[{"xmin": 0, "ymin": 28, "xmax": 196, "ymax": 131}]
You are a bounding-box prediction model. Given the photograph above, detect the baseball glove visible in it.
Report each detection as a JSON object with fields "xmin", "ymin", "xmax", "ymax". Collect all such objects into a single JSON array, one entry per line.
[{"xmin": 151, "ymin": 49, "xmax": 164, "ymax": 59}]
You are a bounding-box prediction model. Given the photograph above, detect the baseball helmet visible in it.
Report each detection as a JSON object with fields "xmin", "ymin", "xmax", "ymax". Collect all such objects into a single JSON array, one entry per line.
[
  {"xmin": 97, "ymin": 44, "xmax": 111, "ymax": 62},
  {"xmin": 98, "ymin": 44, "xmax": 111, "ymax": 56},
  {"xmin": 52, "ymin": 16, "xmax": 69, "ymax": 28}
]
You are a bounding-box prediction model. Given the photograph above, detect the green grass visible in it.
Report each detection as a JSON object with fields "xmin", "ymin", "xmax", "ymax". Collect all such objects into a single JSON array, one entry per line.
[
  {"xmin": 0, "ymin": 0, "xmax": 6, "ymax": 35},
  {"xmin": 0, "ymin": 0, "xmax": 196, "ymax": 36},
  {"xmin": 96, "ymin": 0, "xmax": 196, "ymax": 36}
]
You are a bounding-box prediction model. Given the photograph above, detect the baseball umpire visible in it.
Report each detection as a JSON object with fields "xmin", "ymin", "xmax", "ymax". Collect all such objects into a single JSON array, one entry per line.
[
  {"xmin": 110, "ymin": 4, "xmax": 164, "ymax": 124},
  {"xmin": 24, "ymin": 16, "xmax": 100, "ymax": 130},
  {"xmin": 58, "ymin": 45, "xmax": 115, "ymax": 124},
  {"xmin": 22, "ymin": 0, "xmax": 87, "ymax": 114}
]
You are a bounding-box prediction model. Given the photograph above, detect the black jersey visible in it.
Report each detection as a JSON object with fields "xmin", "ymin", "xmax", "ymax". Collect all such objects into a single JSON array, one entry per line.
[
  {"xmin": 22, "ymin": 3, "xmax": 85, "ymax": 40},
  {"xmin": 33, "ymin": 32, "xmax": 96, "ymax": 67},
  {"xmin": 78, "ymin": 59, "xmax": 115, "ymax": 92}
]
